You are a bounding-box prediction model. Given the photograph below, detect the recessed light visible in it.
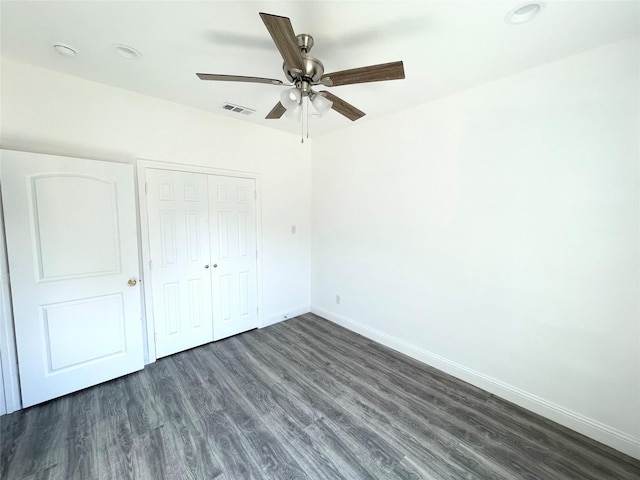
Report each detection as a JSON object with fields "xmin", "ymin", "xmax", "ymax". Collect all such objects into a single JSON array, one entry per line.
[
  {"xmin": 53, "ymin": 44, "xmax": 77, "ymax": 57},
  {"xmin": 111, "ymin": 44, "xmax": 142, "ymax": 60},
  {"xmin": 505, "ymin": 2, "xmax": 545, "ymax": 25}
]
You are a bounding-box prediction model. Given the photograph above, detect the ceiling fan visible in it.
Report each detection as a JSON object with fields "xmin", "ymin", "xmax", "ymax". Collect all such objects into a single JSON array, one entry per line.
[{"xmin": 197, "ymin": 12, "xmax": 405, "ymax": 122}]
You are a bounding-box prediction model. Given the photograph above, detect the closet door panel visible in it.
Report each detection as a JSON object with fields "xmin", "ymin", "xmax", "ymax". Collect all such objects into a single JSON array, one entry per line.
[
  {"xmin": 146, "ymin": 169, "xmax": 213, "ymax": 358},
  {"xmin": 209, "ymin": 176, "xmax": 258, "ymax": 340}
]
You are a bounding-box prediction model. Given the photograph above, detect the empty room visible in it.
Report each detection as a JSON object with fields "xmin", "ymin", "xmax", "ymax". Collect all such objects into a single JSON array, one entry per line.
[{"xmin": 0, "ymin": 1, "xmax": 639, "ymax": 479}]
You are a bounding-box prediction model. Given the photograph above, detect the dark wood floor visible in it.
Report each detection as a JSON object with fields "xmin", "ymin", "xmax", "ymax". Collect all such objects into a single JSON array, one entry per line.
[{"xmin": 2, "ymin": 313, "xmax": 639, "ymax": 479}]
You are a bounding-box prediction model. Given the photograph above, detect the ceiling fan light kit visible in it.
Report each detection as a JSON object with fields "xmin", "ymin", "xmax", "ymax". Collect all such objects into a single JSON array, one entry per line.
[
  {"xmin": 284, "ymin": 103, "xmax": 302, "ymax": 122},
  {"xmin": 196, "ymin": 11, "xmax": 405, "ymax": 138},
  {"xmin": 310, "ymin": 92, "xmax": 333, "ymax": 117},
  {"xmin": 280, "ymin": 87, "xmax": 301, "ymax": 110}
]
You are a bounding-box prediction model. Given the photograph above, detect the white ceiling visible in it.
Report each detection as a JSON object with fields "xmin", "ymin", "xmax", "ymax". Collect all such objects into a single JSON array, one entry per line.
[{"xmin": 1, "ymin": 1, "xmax": 639, "ymax": 138}]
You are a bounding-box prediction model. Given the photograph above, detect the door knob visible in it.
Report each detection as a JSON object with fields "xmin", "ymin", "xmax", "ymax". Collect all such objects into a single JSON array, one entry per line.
[
  {"xmin": 204, "ymin": 265, "xmax": 210, "ymax": 269},
  {"xmin": 213, "ymin": 264, "xmax": 218, "ymax": 268},
  {"xmin": 127, "ymin": 278, "xmax": 137, "ymax": 287}
]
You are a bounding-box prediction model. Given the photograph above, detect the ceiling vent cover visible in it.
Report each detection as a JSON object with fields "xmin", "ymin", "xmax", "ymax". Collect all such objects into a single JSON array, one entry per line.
[{"xmin": 221, "ymin": 102, "xmax": 255, "ymax": 115}]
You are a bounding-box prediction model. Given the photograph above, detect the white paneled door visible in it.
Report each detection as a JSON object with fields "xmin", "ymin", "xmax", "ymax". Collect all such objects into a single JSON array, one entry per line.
[
  {"xmin": 209, "ymin": 176, "xmax": 258, "ymax": 341},
  {"xmin": 145, "ymin": 168, "xmax": 258, "ymax": 358},
  {"xmin": 1, "ymin": 150, "xmax": 144, "ymax": 408},
  {"xmin": 146, "ymin": 169, "xmax": 213, "ymax": 358}
]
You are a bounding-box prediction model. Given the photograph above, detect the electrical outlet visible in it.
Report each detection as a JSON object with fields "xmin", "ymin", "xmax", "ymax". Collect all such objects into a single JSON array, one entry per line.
[{"xmin": 336, "ymin": 295, "xmax": 341, "ymax": 304}]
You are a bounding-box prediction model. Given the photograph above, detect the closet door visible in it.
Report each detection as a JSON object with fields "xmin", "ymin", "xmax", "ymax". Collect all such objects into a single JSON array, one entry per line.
[
  {"xmin": 146, "ymin": 169, "xmax": 213, "ymax": 358},
  {"xmin": 209, "ymin": 176, "xmax": 258, "ymax": 340},
  {"xmin": 1, "ymin": 150, "xmax": 143, "ymax": 407}
]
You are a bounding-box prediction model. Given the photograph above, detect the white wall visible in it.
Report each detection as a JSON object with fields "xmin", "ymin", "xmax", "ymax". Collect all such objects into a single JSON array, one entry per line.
[
  {"xmin": 2, "ymin": 36, "xmax": 639, "ymax": 459},
  {"xmin": 0, "ymin": 58, "xmax": 312, "ymax": 340},
  {"xmin": 311, "ymin": 37, "xmax": 640, "ymax": 458}
]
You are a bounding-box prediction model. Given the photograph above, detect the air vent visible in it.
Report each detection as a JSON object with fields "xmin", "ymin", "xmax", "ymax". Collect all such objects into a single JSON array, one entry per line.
[{"xmin": 221, "ymin": 102, "xmax": 255, "ymax": 115}]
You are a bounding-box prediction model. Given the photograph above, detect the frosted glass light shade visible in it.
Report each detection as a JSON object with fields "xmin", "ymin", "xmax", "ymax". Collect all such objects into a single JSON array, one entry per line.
[
  {"xmin": 284, "ymin": 104, "xmax": 302, "ymax": 122},
  {"xmin": 280, "ymin": 88, "xmax": 301, "ymax": 110},
  {"xmin": 311, "ymin": 94, "xmax": 333, "ymax": 117}
]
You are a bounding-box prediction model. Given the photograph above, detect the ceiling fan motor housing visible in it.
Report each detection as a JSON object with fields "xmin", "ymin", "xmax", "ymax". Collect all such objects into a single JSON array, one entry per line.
[{"xmin": 283, "ymin": 34, "xmax": 325, "ymax": 86}]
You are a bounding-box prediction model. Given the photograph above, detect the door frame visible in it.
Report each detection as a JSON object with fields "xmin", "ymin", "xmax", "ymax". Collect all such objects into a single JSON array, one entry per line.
[
  {"xmin": 0, "ymin": 164, "xmax": 21, "ymax": 413},
  {"xmin": 136, "ymin": 159, "xmax": 263, "ymax": 364}
]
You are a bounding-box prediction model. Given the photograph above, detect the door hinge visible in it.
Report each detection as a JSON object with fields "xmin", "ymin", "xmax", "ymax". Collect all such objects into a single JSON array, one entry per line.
[
  {"xmin": 255, "ymin": 250, "xmax": 258, "ymax": 259},
  {"xmin": 254, "ymin": 190, "xmax": 257, "ymax": 200},
  {"xmin": 149, "ymin": 259, "xmax": 152, "ymax": 270},
  {"xmin": 145, "ymin": 182, "xmax": 148, "ymax": 194}
]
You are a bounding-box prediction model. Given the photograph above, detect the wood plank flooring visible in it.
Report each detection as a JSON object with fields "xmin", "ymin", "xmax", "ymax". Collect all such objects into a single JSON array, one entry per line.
[{"xmin": 2, "ymin": 313, "xmax": 639, "ymax": 479}]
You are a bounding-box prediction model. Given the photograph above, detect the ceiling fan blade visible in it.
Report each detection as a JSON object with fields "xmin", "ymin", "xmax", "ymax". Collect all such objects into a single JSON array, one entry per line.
[
  {"xmin": 259, "ymin": 12, "xmax": 305, "ymax": 73},
  {"xmin": 266, "ymin": 102, "xmax": 286, "ymax": 119},
  {"xmin": 318, "ymin": 91, "xmax": 365, "ymax": 121},
  {"xmin": 196, "ymin": 73, "xmax": 284, "ymax": 85},
  {"xmin": 321, "ymin": 61, "xmax": 405, "ymax": 87}
]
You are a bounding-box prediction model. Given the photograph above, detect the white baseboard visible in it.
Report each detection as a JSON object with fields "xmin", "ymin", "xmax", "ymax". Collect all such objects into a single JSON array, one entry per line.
[
  {"xmin": 310, "ymin": 305, "xmax": 640, "ymax": 460},
  {"xmin": 261, "ymin": 305, "xmax": 310, "ymax": 329}
]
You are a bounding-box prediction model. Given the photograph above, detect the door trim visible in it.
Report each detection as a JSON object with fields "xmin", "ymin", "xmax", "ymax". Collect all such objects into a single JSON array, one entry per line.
[
  {"xmin": 0, "ymin": 162, "xmax": 21, "ymax": 413},
  {"xmin": 136, "ymin": 159, "xmax": 263, "ymax": 364}
]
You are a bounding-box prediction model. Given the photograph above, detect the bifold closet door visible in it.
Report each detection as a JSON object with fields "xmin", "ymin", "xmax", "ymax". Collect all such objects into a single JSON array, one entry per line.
[
  {"xmin": 146, "ymin": 168, "xmax": 213, "ymax": 358},
  {"xmin": 146, "ymin": 169, "xmax": 259, "ymax": 357},
  {"xmin": 1, "ymin": 150, "xmax": 144, "ymax": 407},
  {"xmin": 209, "ymin": 176, "xmax": 258, "ymax": 341}
]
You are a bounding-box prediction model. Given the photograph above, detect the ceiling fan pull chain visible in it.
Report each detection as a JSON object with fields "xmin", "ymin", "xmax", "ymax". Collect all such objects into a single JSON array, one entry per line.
[
  {"xmin": 301, "ymin": 95, "xmax": 307, "ymax": 143},
  {"xmin": 305, "ymin": 96, "xmax": 309, "ymax": 140},
  {"xmin": 306, "ymin": 97, "xmax": 310, "ymax": 140}
]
